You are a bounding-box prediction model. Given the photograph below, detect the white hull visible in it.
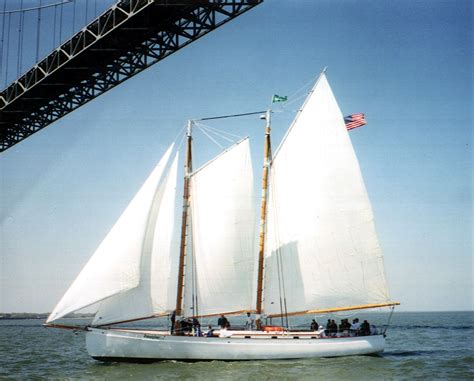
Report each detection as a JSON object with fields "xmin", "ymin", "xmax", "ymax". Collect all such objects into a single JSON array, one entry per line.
[{"xmin": 86, "ymin": 328, "xmax": 385, "ymax": 362}]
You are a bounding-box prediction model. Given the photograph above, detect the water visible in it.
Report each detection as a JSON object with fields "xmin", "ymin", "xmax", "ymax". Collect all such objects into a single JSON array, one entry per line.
[{"xmin": 0, "ymin": 312, "xmax": 472, "ymax": 380}]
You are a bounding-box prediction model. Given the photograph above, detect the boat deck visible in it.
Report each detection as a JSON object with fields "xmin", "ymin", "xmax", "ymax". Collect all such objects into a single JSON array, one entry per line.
[{"xmin": 109, "ymin": 327, "xmax": 369, "ymax": 340}]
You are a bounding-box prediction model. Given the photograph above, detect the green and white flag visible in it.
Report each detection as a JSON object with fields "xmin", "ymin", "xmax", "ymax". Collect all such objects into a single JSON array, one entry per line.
[{"xmin": 272, "ymin": 94, "xmax": 288, "ymax": 103}]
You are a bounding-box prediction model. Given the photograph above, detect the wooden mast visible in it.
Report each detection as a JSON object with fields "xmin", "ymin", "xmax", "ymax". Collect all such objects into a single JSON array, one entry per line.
[
  {"xmin": 175, "ymin": 120, "xmax": 193, "ymax": 316},
  {"xmin": 256, "ymin": 110, "xmax": 271, "ymax": 315}
]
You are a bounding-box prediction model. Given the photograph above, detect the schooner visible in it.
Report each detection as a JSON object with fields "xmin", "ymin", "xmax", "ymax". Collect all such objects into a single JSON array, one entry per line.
[{"xmin": 46, "ymin": 71, "xmax": 399, "ymax": 361}]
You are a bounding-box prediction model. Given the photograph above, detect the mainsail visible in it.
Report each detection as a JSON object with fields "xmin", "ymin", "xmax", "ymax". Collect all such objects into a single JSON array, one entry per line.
[
  {"xmin": 263, "ymin": 73, "xmax": 390, "ymax": 316},
  {"xmin": 184, "ymin": 138, "xmax": 257, "ymax": 317},
  {"xmin": 47, "ymin": 144, "xmax": 175, "ymax": 323}
]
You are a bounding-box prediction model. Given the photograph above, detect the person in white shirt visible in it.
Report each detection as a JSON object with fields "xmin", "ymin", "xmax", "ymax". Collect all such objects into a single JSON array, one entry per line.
[{"xmin": 245, "ymin": 312, "xmax": 254, "ymax": 330}]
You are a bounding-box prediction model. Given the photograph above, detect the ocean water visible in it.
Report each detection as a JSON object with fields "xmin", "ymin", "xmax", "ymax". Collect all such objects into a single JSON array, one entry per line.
[{"xmin": 0, "ymin": 311, "xmax": 472, "ymax": 380}]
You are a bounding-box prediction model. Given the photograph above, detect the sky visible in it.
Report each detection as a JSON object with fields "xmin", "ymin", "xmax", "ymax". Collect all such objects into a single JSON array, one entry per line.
[{"xmin": 0, "ymin": 0, "xmax": 472, "ymax": 313}]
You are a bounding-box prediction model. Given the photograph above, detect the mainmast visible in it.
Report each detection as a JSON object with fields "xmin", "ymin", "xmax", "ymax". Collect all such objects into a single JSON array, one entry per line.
[
  {"xmin": 256, "ymin": 110, "xmax": 271, "ymax": 315},
  {"xmin": 175, "ymin": 120, "xmax": 193, "ymax": 316}
]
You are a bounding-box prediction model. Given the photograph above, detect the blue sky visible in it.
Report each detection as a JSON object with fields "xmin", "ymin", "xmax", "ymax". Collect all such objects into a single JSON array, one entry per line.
[{"xmin": 0, "ymin": 0, "xmax": 472, "ymax": 313}]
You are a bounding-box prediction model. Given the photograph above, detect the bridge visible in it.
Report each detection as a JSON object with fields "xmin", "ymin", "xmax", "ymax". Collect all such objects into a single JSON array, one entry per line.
[{"xmin": 0, "ymin": 0, "xmax": 262, "ymax": 152}]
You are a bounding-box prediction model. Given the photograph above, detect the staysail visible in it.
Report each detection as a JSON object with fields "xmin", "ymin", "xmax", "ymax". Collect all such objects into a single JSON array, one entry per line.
[
  {"xmin": 92, "ymin": 153, "xmax": 179, "ymax": 325},
  {"xmin": 263, "ymin": 73, "xmax": 391, "ymax": 316},
  {"xmin": 47, "ymin": 144, "xmax": 174, "ymax": 323},
  {"xmin": 185, "ymin": 138, "xmax": 257, "ymax": 317}
]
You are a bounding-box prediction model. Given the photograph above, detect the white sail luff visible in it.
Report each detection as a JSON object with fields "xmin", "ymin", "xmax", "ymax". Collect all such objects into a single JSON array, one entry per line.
[
  {"xmin": 150, "ymin": 153, "xmax": 180, "ymax": 313},
  {"xmin": 263, "ymin": 74, "xmax": 390, "ymax": 316},
  {"xmin": 185, "ymin": 138, "xmax": 257, "ymax": 316},
  {"xmin": 47, "ymin": 144, "xmax": 174, "ymax": 323}
]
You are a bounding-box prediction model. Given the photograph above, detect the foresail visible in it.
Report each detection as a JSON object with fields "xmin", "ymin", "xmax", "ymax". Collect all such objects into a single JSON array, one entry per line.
[
  {"xmin": 185, "ymin": 138, "xmax": 257, "ymax": 317},
  {"xmin": 47, "ymin": 144, "xmax": 174, "ymax": 323},
  {"xmin": 92, "ymin": 153, "xmax": 179, "ymax": 326},
  {"xmin": 263, "ymin": 74, "xmax": 390, "ymax": 316}
]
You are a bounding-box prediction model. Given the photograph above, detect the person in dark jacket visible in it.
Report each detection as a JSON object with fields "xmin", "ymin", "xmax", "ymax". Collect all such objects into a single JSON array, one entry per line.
[
  {"xmin": 310, "ymin": 319, "xmax": 319, "ymax": 331},
  {"xmin": 170, "ymin": 310, "xmax": 176, "ymax": 334},
  {"xmin": 217, "ymin": 314, "xmax": 230, "ymax": 329},
  {"xmin": 360, "ymin": 320, "xmax": 371, "ymax": 336}
]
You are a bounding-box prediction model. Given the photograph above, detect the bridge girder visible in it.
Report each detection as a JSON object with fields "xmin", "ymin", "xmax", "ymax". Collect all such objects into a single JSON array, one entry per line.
[{"xmin": 0, "ymin": 0, "xmax": 262, "ymax": 152}]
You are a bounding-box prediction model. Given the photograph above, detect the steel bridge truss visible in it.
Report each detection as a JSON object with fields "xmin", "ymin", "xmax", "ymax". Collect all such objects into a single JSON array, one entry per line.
[{"xmin": 0, "ymin": 0, "xmax": 262, "ymax": 152}]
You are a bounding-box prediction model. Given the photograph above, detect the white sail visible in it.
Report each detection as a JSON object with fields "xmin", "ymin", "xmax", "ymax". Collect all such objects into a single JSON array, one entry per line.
[
  {"xmin": 185, "ymin": 138, "xmax": 257, "ymax": 317},
  {"xmin": 92, "ymin": 153, "xmax": 179, "ymax": 326},
  {"xmin": 47, "ymin": 144, "xmax": 174, "ymax": 323},
  {"xmin": 263, "ymin": 74, "xmax": 390, "ymax": 316}
]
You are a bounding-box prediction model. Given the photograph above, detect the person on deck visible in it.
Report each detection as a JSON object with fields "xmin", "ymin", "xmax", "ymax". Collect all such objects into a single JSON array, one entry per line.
[
  {"xmin": 245, "ymin": 313, "xmax": 254, "ymax": 330},
  {"xmin": 206, "ymin": 325, "xmax": 215, "ymax": 337},
  {"xmin": 311, "ymin": 319, "xmax": 319, "ymax": 331},
  {"xmin": 330, "ymin": 320, "xmax": 338, "ymax": 337},
  {"xmin": 360, "ymin": 320, "xmax": 371, "ymax": 336},
  {"xmin": 351, "ymin": 318, "xmax": 361, "ymax": 335},
  {"xmin": 193, "ymin": 317, "xmax": 202, "ymax": 336},
  {"xmin": 170, "ymin": 310, "xmax": 176, "ymax": 334},
  {"xmin": 255, "ymin": 314, "xmax": 262, "ymax": 330},
  {"xmin": 339, "ymin": 319, "xmax": 350, "ymax": 336},
  {"xmin": 325, "ymin": 319, "xmax": 331, "ymax": 336},
  {"xmin": 218, "ymin": 314, "xmax": 230, "ymax": 329}
]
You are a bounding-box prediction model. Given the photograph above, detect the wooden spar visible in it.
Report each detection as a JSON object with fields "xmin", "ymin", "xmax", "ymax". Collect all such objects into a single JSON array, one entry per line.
[
  {"xmin": 191, "ymin": 309, "xmax": 257, "ymax": 319},
  {"xmin": 175, "ymin": 120, "xmax": 193, "ymax": 316},
  {"xmin": 43, "ymin": 323, "xmax": 88, "ymax": 331},
  {"xmin": 256, "ymin": 110, "xmax": 272, "ymax": 315},
  {"xmin": 95, "ymin": 313, "xmax": 170, "ymax": 327},
  {"xmin": 267, "ymin": 302, "xmax": 401, "ymax": 318}
]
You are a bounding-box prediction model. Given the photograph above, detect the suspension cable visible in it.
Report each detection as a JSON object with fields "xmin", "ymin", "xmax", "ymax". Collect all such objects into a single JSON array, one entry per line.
[
  {"xmin": 0, "ymin": 0, "xmax": 6, "ymax": 81},
  {"xmin": 85, "ymin": 0, "xmax": 89, "ymax": 24},
  {"xmin": 72, "ymin": 0, "xmax": 76, "ymax": 32},
  {"xmin": 16, "ymin": 0, "xmax": 24, "ymax": 76},
  {"xmin": 0, "ymin": 0, "xmax": 72, "ymax": 14},
  {"xmin": 53, "ymin": 5, "xmax": 57, "ymax": 47},
  {"xmin": 4, "ymin": 11, "xmax": 10, "ymax": 87},
  {"xmin": 59, "ymin": 0, "xmax": 63, "ymax": 44},
  {"xmin": 35, "ymin": 0, "xmax": 42, "ymax": 62}
]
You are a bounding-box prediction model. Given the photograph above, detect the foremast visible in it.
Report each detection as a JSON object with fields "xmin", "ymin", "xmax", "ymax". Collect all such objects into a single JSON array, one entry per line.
[
  {"xmin": 256, "ymin": 110, "xmax": 272, "ymax": 315},
  {"xmin": 176, "ymin": 120, "xmax": 193, "ymax": 316}
]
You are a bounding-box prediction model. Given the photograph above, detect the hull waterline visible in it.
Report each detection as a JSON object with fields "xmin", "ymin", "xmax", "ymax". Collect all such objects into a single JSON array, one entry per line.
[{"xmin": 86, "ymin": 328, "xmax": 385, "ymax": 362}]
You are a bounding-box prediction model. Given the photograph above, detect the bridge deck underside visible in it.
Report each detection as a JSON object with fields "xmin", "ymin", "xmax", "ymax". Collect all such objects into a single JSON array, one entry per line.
[{"xmin": 0, "ymin": 0, "xmax": 261, "ymax": 152}]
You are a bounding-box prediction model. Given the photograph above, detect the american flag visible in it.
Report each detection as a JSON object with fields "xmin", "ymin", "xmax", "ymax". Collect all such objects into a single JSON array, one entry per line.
[{"xmin": 344, "ymin": 113, "xmax": 367, "ymax": 130}]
